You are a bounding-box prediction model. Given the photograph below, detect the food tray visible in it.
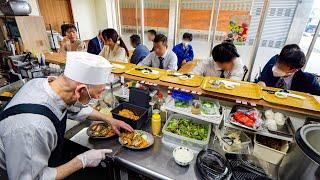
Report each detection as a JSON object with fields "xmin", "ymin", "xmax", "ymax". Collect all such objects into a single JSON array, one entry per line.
[
  {"xmin": 201, "ymin": 77, "xmax": 262, "ymax": 99},
  {"xmin": 262, "ymin": 87, "xmax": 320, "ymax": 112},
  {"xmin": 162, "ymin": 114, "xmax": 211, "ymax": 151},
  {"xmin": 110, "ymin": 61, "xmax": 136, "ymax": 74},
  {"xmin": 253, "ymin": 135, "xmax": 289, "ymax": 165},
  {"xmin": 111, "ymin": 102, "xmax": 148, "ymax": 129},
  {"xmin": 125, "ymin": 66, "xmax": 167, "ymax": 80},
  {"xmin": 219, "ymin": 128, "xmax": 251, "ymax": 154},
  {"xmin": 159, "ymin": 73, "xmax": 204, "ymax": 87},
  {"xmin": 262, "ymin": 110, "xmax": 294, "ymax": 138},
  {"xmin": 86, "ymin": 122, "xmax": 116, "ymax": 139},
  {"xmin": 228, "ymin": 105, "xmax": 263, "ymax": 131}
]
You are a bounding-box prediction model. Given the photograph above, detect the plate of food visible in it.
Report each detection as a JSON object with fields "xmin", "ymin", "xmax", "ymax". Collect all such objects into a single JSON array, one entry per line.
[
  {"xmin": 87, "ymin": 123, "xmax": 116, "ymax": 139},
  {"xmin": 119, "ymin": 130, "xmax": 154, "ymax": 149},
  {"xmin": 229, "ymin": 105, "xmax": 263, "ymax": 131}
]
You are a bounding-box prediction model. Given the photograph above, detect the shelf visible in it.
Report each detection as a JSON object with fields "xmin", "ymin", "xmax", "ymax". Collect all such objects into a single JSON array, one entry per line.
[
  {"xmin": 163, "ymin": 96, "xmax": 294, "ymax": 142},
  {"xmin": 223, "ymin": 108, "xmax": 293, "ymax": 142},
  {"xmin": 162, "ymin": 97, "xmax": 223, "ymax": 125}
]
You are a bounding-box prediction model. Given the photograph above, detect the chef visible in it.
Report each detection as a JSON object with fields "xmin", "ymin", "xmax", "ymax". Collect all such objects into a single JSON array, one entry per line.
[{"xmin": 0, "ymin": 52, "xmax": 133, "ymax": 179}]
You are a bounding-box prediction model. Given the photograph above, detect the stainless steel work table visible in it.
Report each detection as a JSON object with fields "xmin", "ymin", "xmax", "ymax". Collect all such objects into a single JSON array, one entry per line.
[{"xmin": 70, "ymin": 126, "xmax": 278, "ymax": 180}]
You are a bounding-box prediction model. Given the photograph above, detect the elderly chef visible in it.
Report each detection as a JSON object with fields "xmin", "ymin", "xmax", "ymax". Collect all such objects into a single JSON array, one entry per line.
[{"xmin": 0, "ymin": 52, "xmax": 133, "ymax": 179}]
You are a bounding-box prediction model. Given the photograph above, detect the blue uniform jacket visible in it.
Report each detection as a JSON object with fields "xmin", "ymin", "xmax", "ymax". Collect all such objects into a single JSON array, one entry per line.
[
  {"xmin": 258, "ymin": 55, "xmax": 320, "ymax": 96},
  {"xmin": 172, "ymin": 43, "xmax": 194, "ymax": 69},
  {"xmin": 131, "ymin": 44, "xmax": 150, "ymax": 64},
  {"xmin": 87, "ymin": 36, "xmax": 103, "ymax": 55}
]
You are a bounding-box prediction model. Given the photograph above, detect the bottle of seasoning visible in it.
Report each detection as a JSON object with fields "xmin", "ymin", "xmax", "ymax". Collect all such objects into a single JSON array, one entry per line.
[
  {"xmin": 151, "ymin": 112, "xmax": 161, "ymax": 136},
  {"xmin": 191, "ymin": 100, "xmax": 201, "ymax": 115}
]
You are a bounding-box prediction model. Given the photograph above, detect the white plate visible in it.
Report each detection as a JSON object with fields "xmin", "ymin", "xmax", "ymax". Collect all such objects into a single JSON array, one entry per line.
[
  {"xmin": 119, "ymin": 130, "xmax": 154, "ymax": 150},
  {"xmin": 173, "ymin": 146, "xmax": 194, "ymax": 166}
]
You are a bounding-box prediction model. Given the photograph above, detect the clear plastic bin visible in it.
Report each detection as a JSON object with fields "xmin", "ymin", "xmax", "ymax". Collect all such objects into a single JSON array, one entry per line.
[
  {"xmin": 199, "ymin": 96, "xmax": 221, "ymax": 116},
  {"xmin": 162, "ymin": 114, "xmax": 212, "ymax": 151},
  {"xmin": 219, "ymin": 128, "xmax": 251, "ymax": 154}
]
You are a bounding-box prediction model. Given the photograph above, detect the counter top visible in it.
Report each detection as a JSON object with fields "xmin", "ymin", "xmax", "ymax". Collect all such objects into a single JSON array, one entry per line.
[{"xmin": 70, "ymin": 126, "xmax": 278, "ymax": 180}]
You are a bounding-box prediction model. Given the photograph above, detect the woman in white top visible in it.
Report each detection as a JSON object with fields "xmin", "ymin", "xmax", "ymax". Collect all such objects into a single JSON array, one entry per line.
[{"xmin": 99, "ymin": 28, "xmax": 129, "ymax": 62}]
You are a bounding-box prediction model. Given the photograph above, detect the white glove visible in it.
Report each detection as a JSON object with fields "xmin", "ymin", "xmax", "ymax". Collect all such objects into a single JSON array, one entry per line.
[{"xmin": 76, "ymin": 149, "xmax": 112, "ymax": 168}]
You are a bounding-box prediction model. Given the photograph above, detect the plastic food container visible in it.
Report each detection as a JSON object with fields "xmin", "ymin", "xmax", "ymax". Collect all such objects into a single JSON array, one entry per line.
[
  {"xmin": 162, "ymin": 114, "xmax": 211, "ymax": 151},
  {"xmin": 172, "ymin": 90, "xmax": 193, "ymax": 108},
  {"xmin": 253, "ymin": 135, "xmax": 289, "ymax": 165},
  {"xmin": 220, "ymin": 129, "xmax": 251, "ymax": 154},
  {"xmin": 111, "ymin": 102, "xmax": 148, "ymax": 129},
  {"xmin": 199, "ymin": 96, "xmax": 220, "ymax": 116}
]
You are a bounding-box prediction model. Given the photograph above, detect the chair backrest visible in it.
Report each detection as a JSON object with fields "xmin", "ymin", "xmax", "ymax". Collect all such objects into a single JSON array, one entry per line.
[{"xmin": 242, "ymin": 65, "xmax": 248, "ymax": 81}]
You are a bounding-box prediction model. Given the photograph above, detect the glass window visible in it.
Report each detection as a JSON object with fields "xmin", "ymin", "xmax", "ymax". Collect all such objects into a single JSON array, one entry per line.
[
  {"xmin": 213, "ymin": 0, "xmax": 255, "ymax": 77},
  {"xmin": 177, "ymin": 0, "xmax": 214, "ymax": 59},
  {"xmin": 250, "ymin": 0, "xmax": 299, "ymax": 81},
  {"xmin": 143, "ymin": 0, "xmax": 170, "ymax": 50},
  {"xmin": 119, "ymin": 0, "xmax": 141, "ymax": 51},
  {"xmin": 305, "ymin": 31, "xmax": 320, "ymax": 75}
]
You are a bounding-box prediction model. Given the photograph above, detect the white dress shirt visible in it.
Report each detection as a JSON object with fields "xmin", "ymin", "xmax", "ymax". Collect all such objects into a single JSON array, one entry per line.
[
  {"xmin": 0, "ymin": 78, "xmax": 92, "ymax": 180},
  {"xmin": 138, "ymin": 49, "xmax": 178, "ymax": 70},
  {"xmin": 192, "ymin": 57, "xmax": 244, "ymax": 80}
]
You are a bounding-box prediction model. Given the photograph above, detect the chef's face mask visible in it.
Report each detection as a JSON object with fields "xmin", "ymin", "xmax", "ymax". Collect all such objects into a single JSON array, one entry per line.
[{"xmin": 74, "ymin": 86, "xmax": 102, "ymax": 108}]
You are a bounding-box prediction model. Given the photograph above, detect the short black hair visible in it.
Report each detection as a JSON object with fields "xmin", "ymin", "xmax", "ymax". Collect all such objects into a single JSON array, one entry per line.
[
  {"xmin": 212, "ymin": 42, "xmax": 240, "ymax": 63},
  {"xmin": 154, "ymin": 34, "xmax": 167, "ymax": 44},
  {"xmin": 182, "ymin": 33, "xmax": 193, "ymax": 41},
  {"xmin": 147, "ymin": 29, "xmax": 157, "ymax": 36},
  {"xmin": 277, "ymin": 44, "xmax": 306, "ymax": 69},
  {"xmin": 61, "ymin": 24, "xmax": 77, "ymax": 36},
  {"xmin": 130, "ymin": 34, "xmax": 141, "ymax": 45}
]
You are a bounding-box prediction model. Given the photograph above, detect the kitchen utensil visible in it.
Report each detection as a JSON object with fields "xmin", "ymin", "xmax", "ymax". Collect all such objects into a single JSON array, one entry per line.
[{"xmin": 196, "ymin": 149, "xmax": 231, "ymax": 180}]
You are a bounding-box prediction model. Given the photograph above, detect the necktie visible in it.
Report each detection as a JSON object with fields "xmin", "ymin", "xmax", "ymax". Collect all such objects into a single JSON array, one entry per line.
[
  {"xmin": 158, "ymin": 57, "xmax": 164, "ymax": 69},
  {"xmin": 220, "ymin": 70, "xmax": 225, "ymax": 78},
  {"xmin": 275, "ymin": 77, "xmax": 287, "ymax": 89}
]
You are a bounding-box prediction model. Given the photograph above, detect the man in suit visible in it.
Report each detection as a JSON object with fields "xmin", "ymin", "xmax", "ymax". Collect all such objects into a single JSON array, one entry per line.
[
  {"xmin": 87, "ymin": 30, "xmax": 104, "ymax": 55},
  {"xmin": 257, "ymin": 44, "xmax": 320, "ymax": 96},
  {"xmin": 130, "ymin": 34, "xmax": 150, "ymax": 64}
]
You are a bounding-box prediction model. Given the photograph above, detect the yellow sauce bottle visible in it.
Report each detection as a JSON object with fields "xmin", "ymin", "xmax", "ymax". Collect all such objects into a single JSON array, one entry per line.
[{"xmin": 151, "ymin": 113, "xmax": 161, "ymax": 136}]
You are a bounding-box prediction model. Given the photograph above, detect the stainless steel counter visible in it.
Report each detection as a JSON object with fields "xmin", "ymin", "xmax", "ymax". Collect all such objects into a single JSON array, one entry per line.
[{"xmin": 70, "ymin": 126, "xmax": 278, "ymax": 180}]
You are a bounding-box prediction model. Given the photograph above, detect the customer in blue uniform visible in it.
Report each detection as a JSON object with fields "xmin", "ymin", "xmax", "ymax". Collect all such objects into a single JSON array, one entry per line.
[
  {"xmin": 257, "ymin": 44, "xmax": 320, "ymax": 96},
  {"xmin": 87, "ymin": 30, "xmax": 104, "ymax": 55},
  {"xmin": 172, "ymin": 32, "xmax": 194, "ymax": 69},
  {"xmin": 129, "ymin": 34, "xmax": 150, "ymax": 64}
]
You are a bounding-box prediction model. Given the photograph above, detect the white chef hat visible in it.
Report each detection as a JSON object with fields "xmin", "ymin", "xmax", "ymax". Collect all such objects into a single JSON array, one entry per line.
[{"xmin": 64, "ymin": 52, "xmax": 112, "ymax": 85}]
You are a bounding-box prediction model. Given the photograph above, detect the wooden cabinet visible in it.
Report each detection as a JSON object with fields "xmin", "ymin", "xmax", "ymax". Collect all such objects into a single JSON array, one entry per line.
[
  {"xmin": 38, "ymin": 0, "xmax": 74, "ymax": 32},
  {"xmin": 0, "ymin": 16, "xmax": 50, "ymax": 53}
]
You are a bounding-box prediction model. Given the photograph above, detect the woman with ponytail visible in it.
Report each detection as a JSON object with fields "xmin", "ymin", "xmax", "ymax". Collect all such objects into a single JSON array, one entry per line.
[{"xmin": 99, "ymin": 28, "xmax": 129, "ymax": 62}]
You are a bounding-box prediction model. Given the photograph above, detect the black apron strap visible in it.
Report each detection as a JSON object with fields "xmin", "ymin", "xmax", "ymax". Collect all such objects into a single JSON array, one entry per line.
[{"xmin": 0, "ymin": 103, "xmax": 68, "ymax": 167}]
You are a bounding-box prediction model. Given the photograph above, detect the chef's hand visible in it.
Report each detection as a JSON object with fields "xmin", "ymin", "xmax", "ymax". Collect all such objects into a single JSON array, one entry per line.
[
  {"xmin": 110, "ymin": 118, "xmax": 134, "ymax": 135},
  {"xmin": 76, "ymin": 149, "xmax": 112, "ymax": 168}
]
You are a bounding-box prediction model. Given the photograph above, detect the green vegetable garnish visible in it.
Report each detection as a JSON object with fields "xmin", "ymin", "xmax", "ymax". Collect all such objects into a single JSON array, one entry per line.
[{"xmin": 166, "ymin": 118, "xmax": 209, "ymax": 141}]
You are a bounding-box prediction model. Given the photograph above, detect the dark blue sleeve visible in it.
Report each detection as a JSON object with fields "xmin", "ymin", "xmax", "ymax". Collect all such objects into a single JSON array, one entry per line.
[
  {"xmin": 87, "ymin": 40, "xmax": 96, "ymax": 54},
  {"xmin": 172, "ymin": 45, "xmax": 178, "ymax": 55},
  {"xmin": 185, "ymin": 45, "xmax": 194, "ymax": 61},
  {"xmin": 309, "ymin": 76, "xmax": 320, "ymax": 96},
  {"xmin": 130, "ymin": 49, "xmax": 139, "ymax": 64}
]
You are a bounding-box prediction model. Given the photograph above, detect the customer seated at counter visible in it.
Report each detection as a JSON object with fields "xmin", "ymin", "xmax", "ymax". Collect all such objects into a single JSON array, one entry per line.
[
  {"xmin": 192, "ymin": 42, "xmax": 244, "ymax": 80},
  {"xmin": 138, "ymin": 34, "xmax": 178, "ymax": 70},
  {"xmin": 130, "ymin": 34, "xmax": 150, "ymax": 64},
  {"xmin": 87, "ymin": 30, "xmax": 104, "ymax": 55},
  {"xmin": 99, "ymin": 28, "xmax": 129, "ymax": 62},
  {"xmin": 257, "ymin": 44, "xmax": 320, "ymax": 95},
  {"xmin": 172, "ymin": 32, "xmax": 194, "ymax": 69},
  {"xmin": 60, "ymin": 24, "xmax": 86, "ymax": 53},
  {"xmin": 147, "ymin": 29, "xmax": 157, "ymax": 52}
]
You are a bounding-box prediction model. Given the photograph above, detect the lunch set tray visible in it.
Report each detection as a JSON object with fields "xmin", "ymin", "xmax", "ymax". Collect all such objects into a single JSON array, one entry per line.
[
  {"xmin": 201, "ymin": 77, "xmax": 262, "ymax": 100},
  {"xmin": 262, "ymin": 87, "xmax": 320, "ymax": 112},
  {"xmin": 159, "ymin": 73, "xmax": 204, "ymax": 87},
  {"xmin": 125, "ymin": 66, "xmax": 167, "ymax": 80},
  {"xmin": 110, "ymin": 61, "xmax": 136, "ymax": 74}
]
